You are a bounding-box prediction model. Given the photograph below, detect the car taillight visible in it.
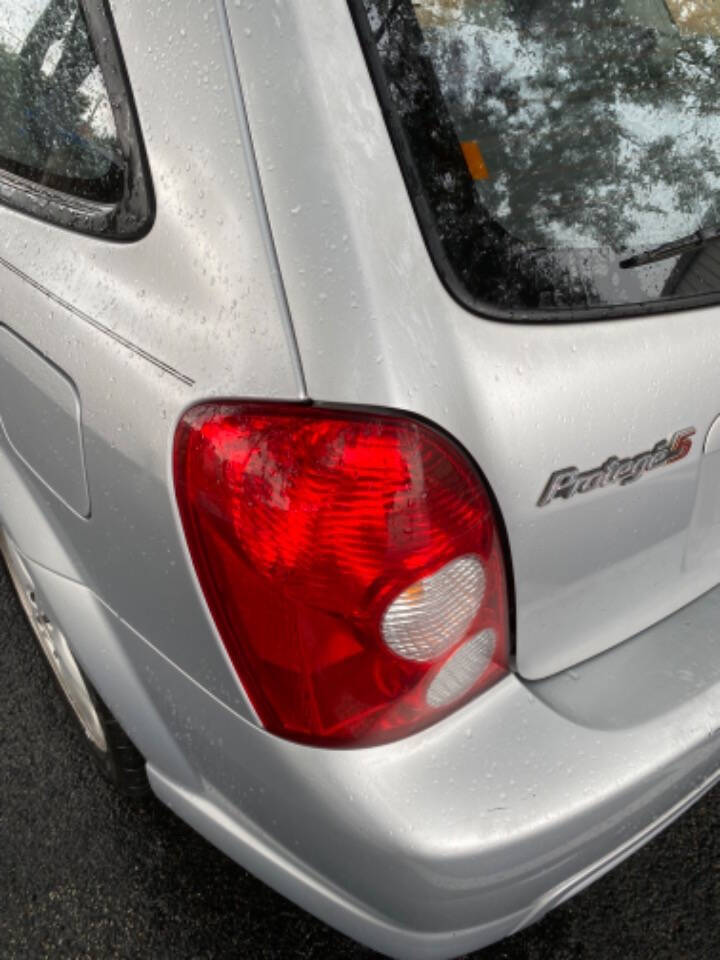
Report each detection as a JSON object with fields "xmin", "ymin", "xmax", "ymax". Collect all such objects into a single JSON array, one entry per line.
[{"xmin": 174, "ymin": 403, "xmax": 509, "ymax": 747}]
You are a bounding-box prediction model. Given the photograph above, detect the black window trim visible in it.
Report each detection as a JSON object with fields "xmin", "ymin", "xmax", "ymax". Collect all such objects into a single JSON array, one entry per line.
[
  {"xmin": 0, "ymin": 0, "xmax": 154, "ymax": 241},
  {"xmin": 347, "ymin": 0, "xmax": 720, "ymax": 325}
]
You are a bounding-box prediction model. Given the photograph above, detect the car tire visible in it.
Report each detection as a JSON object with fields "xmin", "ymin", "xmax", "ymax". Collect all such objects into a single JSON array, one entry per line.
[
  {"xmin": 74, "ymin": 679, "xmax": 151, "ymax": 798},
  {"xmin": 0, "ymin": 528, "xmax": 150, "ymax": 798}
]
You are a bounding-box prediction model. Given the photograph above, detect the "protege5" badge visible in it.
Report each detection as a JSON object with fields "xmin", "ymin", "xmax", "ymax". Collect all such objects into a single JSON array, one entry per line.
[{"xmin": 538, "ymin": 428, "xmax": 695, "ymax": 507}]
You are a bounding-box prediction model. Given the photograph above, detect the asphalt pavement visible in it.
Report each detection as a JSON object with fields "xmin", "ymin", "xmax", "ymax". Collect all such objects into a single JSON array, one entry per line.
[{"xmin": 2, "ymin": 559, "xmax": 719, "ymax": 960}]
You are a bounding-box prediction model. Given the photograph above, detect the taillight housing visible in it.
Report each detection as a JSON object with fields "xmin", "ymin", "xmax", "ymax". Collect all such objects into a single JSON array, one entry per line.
[{"xmin": 174, "ymin": 403, "xmax": 509, "ymax": 747}]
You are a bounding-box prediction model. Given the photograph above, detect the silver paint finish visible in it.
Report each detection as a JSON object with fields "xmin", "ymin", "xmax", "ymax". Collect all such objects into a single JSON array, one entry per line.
[
  {"xmin": 16, "ymin": 535, "xmax": 720, "ymax": 959},
  {"xmin": 704, "ymin": 412, "xmax": 720, "ymax": 454},
  {"xmin": 214, "ymin": 0, "xmax": 307, "ymax": 400},
  {"xmin": 0, "ymin": 0, "xmax": 304, "ymax": 718},
  {"xmin": 226, "ymin": 0, "xmax": 720, "ymax": 679},
  {"xmin": 687, "ymin": 415, "xmax": 720, "ymax": 570},
  {"xmin": 2, "ymin": 2, "xmax": 720, "ymax": 958},
  {"xmin": 0, "ymin": 325, "xmax": 90, "ymax": 517},
  {"xmin": 0, "ymin": 255, "xmax": 194, "ymax": 386}
]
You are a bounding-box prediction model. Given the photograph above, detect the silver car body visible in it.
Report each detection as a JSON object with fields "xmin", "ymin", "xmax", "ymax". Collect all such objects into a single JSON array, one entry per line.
[{"xmin": 3, "ymin": 2, "xmax": 720, "ymax": 957}]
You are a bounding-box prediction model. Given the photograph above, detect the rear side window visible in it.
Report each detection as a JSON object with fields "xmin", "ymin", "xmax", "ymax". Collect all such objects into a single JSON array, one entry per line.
[
  {"xmin": 0, "ymin": 0, "xmax": 152, "ymax": 238},
  {"xmin": 350, "ymin": 1, "xmax": 720, "ymax": 320}
]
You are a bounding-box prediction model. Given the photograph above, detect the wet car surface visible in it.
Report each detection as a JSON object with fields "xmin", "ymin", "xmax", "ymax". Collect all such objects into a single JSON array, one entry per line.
[
  {"xmin": 2, "ymin": 559, "xmax": 719, "ymax": 959},
  {"xmin": 4, "ymin": 3, "xmax": 720, "ymax": 956}
]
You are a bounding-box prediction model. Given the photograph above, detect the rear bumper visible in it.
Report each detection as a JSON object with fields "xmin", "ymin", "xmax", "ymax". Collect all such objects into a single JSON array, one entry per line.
[
  {"xmin": 23, "ymin": 551, "xmax": 720, "ymax": 959},
  {"xmin": 149, "ymin": 747, "xmax": 720, "ymax": 959}
]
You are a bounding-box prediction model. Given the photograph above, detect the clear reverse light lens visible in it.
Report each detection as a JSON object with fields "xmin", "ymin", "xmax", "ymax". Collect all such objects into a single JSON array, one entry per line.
[
  {"xmin": 426, "ymin": 629, "xmax": 497, "ymax": 708},
  {"xmin": 381, "ymin": 554, "xmax": 486, "ymax": 662}
]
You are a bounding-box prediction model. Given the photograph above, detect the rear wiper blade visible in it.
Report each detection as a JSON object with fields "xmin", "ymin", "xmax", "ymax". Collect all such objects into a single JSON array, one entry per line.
[{"xmin": 619, "ymin": 224, "xmax": 720, "ymax": 268}]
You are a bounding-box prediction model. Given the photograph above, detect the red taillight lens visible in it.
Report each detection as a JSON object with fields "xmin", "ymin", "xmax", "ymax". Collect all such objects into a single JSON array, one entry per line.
[{"xmin": 174, "ymin": 404, "xmax": 509, "ymax": 747}]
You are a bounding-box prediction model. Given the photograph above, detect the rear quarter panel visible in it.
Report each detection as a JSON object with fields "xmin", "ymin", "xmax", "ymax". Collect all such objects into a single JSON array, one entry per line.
[{"xmin": 0, "ymin": 0, "xmax": 301, "ymax": 714}]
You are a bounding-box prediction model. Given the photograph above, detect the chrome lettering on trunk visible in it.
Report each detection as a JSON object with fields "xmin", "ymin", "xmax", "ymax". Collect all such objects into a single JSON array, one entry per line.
[{"xmin": 537, "ymin": 428, "xmax": 696, "ymax": 507}]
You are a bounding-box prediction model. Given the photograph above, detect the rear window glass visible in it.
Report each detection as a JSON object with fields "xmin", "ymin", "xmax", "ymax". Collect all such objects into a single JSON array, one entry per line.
[
  {"xmin": 0, "ymin": 0, "xmax": 123, "ymax": 203},
  {"xmin": 352, "ymin": 0, "xmax": 720, "ymax": 318}
]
